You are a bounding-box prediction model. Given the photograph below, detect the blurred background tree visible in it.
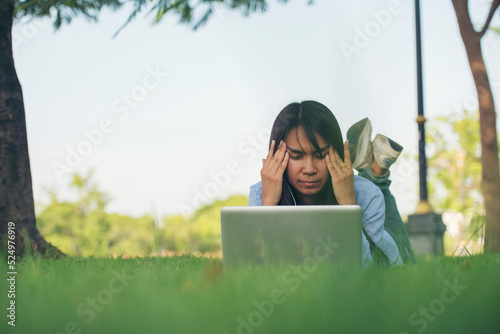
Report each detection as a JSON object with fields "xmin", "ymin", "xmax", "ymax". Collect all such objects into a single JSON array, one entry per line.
[
  {"xmin": 162, "ymin": 195, "xmax": 247, "ymax": 254},
  {"xmin": 36, "ymin": 171, "xmax": 247, "ymax": 257},
  {"xmin": 451, "ymin": 0, "xmax": 500, "ymax": 252},
  {"xmin": 426, "ymin": 109, "xmax": 500, "ymax": 255}
]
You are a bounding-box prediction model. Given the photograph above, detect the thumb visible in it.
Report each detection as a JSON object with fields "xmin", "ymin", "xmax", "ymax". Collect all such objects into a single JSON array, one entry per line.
[{"xmin": 262, "ymin": 159, "xmax": 266, "ymax": 165}]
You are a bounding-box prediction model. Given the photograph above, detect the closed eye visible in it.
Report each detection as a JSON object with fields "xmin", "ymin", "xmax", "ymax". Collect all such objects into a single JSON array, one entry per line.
[{"xmin": 290, "ymin": 154, "xmax": 326, "ymax": 160}]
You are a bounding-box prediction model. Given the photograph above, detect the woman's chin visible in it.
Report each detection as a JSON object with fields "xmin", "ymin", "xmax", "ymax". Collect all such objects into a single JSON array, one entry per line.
[{"xmin": 296, "ymin": 185, "xmax": 322, "ymax": 196}]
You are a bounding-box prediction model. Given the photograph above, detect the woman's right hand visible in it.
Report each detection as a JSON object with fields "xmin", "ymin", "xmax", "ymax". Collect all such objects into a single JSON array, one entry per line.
[{"xmin": 260, "ymin": 140, "xmax": 290, "ymax": 206}]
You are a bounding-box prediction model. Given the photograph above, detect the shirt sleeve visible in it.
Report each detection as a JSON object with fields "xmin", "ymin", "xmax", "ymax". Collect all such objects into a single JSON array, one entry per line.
[
  {"xmin": 248, "ymin": 181, "xmax": 263, "ymax": 206},
  {"xmin": 378, "ymin": 230, "xmax": 403, "ymax": 265},
  {"xmin": 353, "ymin": 175, "xmax": 385, "ymax": 244},
  {"xmin": 354, "ymin": 175, "xmax": 403, "ymax": 266},
  {"xmin": 361, "ymin": 232, "xmax": 374, "ymax": 267}
]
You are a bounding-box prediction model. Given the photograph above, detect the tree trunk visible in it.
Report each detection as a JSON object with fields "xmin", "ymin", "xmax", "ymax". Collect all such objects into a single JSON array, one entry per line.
[
  {"xmin": 452, "ymin": 0, "xmax": 500, "ymax": 252},
  {"xmin": 0, "ymin": 0, "xmax": 63, "ymax": 258}
]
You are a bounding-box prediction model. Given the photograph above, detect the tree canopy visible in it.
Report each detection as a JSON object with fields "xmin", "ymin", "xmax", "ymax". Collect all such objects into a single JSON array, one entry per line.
[{"xmin": 14, "ymin": 0, "xmax": 290, "ymax": 34}]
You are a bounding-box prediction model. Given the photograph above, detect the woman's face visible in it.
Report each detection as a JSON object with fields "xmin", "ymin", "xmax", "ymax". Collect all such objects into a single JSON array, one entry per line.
[{"xmin": 284, "ymin": 126, "xmax": 331, "ymax": 205}]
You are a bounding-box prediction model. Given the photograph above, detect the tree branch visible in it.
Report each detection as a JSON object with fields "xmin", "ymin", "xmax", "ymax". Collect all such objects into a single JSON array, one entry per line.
[
  {"xmin": 452, "ymin": 0, "xmax": 477, "ymax": 41},
  {"xmin": 478, "ymin": 0, "xmax": 500, "ymax": 39}
]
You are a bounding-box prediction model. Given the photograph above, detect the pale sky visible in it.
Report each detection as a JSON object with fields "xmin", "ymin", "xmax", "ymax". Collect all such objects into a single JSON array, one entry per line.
[{"xmin": 12, "ymin": 0, "xmax": 500, "ymax": 218}]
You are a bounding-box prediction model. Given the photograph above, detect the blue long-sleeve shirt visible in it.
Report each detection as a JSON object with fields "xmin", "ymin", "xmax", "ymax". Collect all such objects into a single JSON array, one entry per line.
[{"xmin": 248, "ymin": 175, "xmax": 402, "ymax": 266}]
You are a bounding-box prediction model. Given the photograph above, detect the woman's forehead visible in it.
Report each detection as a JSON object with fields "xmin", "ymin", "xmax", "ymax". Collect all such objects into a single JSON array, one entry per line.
[{"xmin": 285, "ymin": 126, "xmax": 327, "ymax": 149}]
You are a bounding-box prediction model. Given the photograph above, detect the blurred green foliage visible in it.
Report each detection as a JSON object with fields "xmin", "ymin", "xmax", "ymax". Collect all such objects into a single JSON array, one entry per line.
[
  {"xmin": 36, "ymin": 171, "xmax": 248, "ymax": 257},
  {"xmin": 426, "ymin": 109, "xmax": 482, "ymax": 214},
  {"xmin": 162, "ymin": 195, "xmax": 248, "ymax": 253},
  {"xmin": 426, "ymin": 109, "xmax": 500, "ymax": 252}
]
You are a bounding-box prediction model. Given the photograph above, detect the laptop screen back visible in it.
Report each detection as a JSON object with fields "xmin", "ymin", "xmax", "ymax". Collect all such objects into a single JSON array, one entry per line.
[{"xmin": 220, "ymin": 205, "xmax": 362, "ymax": 267}]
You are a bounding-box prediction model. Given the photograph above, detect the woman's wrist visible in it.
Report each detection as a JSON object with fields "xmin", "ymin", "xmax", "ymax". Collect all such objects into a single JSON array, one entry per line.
[
  {"xmin": 337, "ymin": 197, "xmax": 357, "ymax": 205},
  {"xmin": 262, "ymin": 199, "xmax": 277, "ymax": 206}
]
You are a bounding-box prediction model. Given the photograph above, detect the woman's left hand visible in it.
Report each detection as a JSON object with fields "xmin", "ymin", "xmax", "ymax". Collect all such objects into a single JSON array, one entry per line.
[{"xmin": 326, "ymin": 141, "xmax": 357, "ymax": 205}]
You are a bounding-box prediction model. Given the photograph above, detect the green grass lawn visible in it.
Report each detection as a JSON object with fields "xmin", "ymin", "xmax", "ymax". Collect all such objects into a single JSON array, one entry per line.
[{"xmin": 1, "ymin": 254, "xmax": 499, "ymax": 334}]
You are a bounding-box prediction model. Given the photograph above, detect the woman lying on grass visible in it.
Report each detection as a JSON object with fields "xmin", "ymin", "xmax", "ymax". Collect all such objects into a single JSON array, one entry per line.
[{"xmin": 248, "ymin": 100, "xmax": 415, "ymax": 266}]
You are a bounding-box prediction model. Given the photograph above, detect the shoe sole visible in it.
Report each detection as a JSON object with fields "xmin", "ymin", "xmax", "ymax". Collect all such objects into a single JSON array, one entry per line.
[{"xmin": 347, "ymin": 118, "xmax": 372, "ymax": 170}]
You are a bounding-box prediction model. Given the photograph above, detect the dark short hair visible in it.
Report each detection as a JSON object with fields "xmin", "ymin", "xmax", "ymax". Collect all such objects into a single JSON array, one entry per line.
[{"xmin": 269, "ymin": 100, "xmax": 344, "ymax": 205}]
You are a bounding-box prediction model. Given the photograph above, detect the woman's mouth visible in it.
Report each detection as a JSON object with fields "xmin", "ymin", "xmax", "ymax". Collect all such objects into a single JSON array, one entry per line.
[{"xmin": 299, "ymin": 181, "xmax": 319, "ymax": 187}]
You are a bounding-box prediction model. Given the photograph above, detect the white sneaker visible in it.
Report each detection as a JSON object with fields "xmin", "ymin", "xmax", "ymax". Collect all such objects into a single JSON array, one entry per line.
[{"xmin": 372, "ymin": 134, "xmax": 403, "ymax": 170}]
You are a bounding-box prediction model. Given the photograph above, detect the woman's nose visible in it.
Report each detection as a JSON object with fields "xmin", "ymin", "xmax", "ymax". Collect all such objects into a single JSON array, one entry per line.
[{"xmin": 302, "ymin": 157, "xmax": 317, "ymax": 174}]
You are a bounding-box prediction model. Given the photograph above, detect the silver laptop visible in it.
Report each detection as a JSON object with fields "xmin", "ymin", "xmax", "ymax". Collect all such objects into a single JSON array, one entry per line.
[{"xmin": 220, "ymin": 205, "xmax": 362, "ymax": 268}]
